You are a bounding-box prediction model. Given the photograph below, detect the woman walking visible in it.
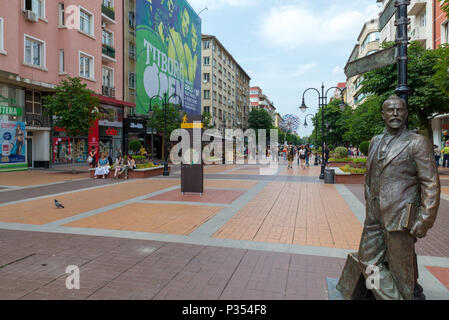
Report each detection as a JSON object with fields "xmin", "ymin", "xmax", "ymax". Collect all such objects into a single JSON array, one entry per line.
[
  {"xmin": 299, "ymin": 146, "xmax": 306, "ymax": 169},
  {"xmin": 287, "ymin": 147, "xmax": 294, "ymax": 169}
]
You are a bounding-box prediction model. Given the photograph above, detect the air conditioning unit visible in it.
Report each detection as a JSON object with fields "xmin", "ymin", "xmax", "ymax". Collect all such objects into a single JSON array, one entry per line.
[{"xmin": 24, "ymin": 10, "xmax": 38, "ymax": 22}]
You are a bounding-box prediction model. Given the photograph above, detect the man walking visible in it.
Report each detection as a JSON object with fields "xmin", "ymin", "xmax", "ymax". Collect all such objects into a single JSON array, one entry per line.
[{"xmin": 442, "ymin": 142, "xmax": 449, "ymax": 168}]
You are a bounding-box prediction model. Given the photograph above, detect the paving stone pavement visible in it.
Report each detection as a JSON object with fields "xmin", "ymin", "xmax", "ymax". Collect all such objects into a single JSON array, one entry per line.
[{"xmin": 0, "ymin": 163, "xmax": 448, "ymax": 300}]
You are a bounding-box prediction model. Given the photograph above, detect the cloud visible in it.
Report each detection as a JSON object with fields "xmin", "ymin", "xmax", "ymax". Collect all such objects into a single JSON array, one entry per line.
[
  {"xmin": 332, "ymin": 65, "xmax": 342, "ymax": 75},
  {"xmin": 187, "ymin": 0, "xmax": 257, "ymax": 12},
  {"xmin": 260, "ymin": 4, "xmax": 381, "ymax": 49},
  {"xmin": 294, "ymin": 63, "xmax": 319, "ymax": 77}
]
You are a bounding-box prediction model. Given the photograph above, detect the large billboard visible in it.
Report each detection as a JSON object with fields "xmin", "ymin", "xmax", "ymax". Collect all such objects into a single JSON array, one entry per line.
[{"xmin": 136, "ymin": 0, "xmax": 201, "ymax": 116}]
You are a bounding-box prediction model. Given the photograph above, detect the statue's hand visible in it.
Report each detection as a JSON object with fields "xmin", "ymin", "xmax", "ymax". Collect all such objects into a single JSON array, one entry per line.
[{"xmin": 410, "ymin": 219, "xmax": 428, "ymax": 238}]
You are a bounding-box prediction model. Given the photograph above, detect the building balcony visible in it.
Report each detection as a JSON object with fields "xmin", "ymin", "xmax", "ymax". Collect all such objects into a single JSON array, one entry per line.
[
  {"xmin": 102, "ymin": 85, "xmax": 116, "ymax": 98},
  {"xmin": 102, "ymin": 44, "xmax": 116, "ymax": 59},
  {"xmin": 408, "ymin": 0, "xmax": 426, "ymax": 16},
  {"xmin": 24, "ymin": 113, "xmax": 51, "ymax": 128},
  {"xmin": 102, "ymin": 4, "xmax": 115, "ymax": 22}
]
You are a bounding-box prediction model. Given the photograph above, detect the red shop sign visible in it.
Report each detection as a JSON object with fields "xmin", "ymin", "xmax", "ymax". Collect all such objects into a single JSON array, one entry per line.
[{"xmin": 106, "ymin": 128, "xmax": 118, "ymax": 136}]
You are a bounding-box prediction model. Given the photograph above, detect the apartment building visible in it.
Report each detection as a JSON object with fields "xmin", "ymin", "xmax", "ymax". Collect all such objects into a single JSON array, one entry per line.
[
  {"xmin": 0, "ymin": 0, "xmax": 129, "ymax": 171},
  {"xmin": 345, "ymin": 19, "xmax": 380, "ymax": 108},
  {"xmin": 201, "ymin": 34, "xmax": 251, "ymax": 131},
  {"xmin": 249, "ymin": 86, "xmax": 277, "ymax": 123}
]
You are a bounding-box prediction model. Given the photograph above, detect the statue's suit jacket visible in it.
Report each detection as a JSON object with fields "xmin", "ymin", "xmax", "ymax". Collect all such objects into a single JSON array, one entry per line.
[{"xmin": 365, "ymin": 130, "xmax": 440, "ymax": 232}]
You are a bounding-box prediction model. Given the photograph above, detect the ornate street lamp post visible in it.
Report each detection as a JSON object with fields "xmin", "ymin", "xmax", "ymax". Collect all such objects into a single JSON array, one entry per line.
[
  {"xmin": 148, "ymin": 92, "xmax": 183, "ymax": 176},
  {"xmin": 300, "ymin": 83, "xmax": 346, "ymax": 179}
]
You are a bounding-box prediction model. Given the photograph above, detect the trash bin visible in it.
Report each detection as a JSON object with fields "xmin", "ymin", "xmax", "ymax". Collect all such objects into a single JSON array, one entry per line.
[{"xmin": 324, "ymin": 168, "xmax": 335, "ymax": 184}]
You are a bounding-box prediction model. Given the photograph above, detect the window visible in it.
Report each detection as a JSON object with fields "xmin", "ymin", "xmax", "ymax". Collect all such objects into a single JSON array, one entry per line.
[
  {"xmin": 25, "ymin": 90, "xmax": 42, "ymax": 115},
  {"xmin": 213, "ymin": 75, "xmax": 216, "ymax": 84},
  {"xmin": 79, "ymin": 52, "xmax": 94, "ymax": 79},
  {"xmin": 129, "ymin": 72, "xmax": 136, "ymax": 89},
  {"xmin": 204, "ymin": 90, "xmax": 210, "ymax": 99},
  {"xmin": 203, "ymin": 40, "xmax": 210, "ymax": 49},
  {"xmin": 420, "ymin": 12, "xmax": 426, "ymax": 27},
  {"xmin": 444, "ymin": 22, "xmax": 449, "ymax": 44},
  {"xmin": 80, "ymin": 8, "xmax": 93, "ymax": 36},
  {"xmin": 128, "ymin": 11, "xmax": 135, "ymax": 29},
  {"xmin": 25, "ymin": 0, "xmax": 45, "ymax": 19},
  {"xmin": 203, "ymin": 107, "xmax": 210, "ymax": 114},
  {"xmin": 103, "ymin": 0, "xmax": 113, "ymax": 8},
  {"xmin": 24, "ymin": 35, "xmax": 45, "ymax": 68},
  {"xmin": 0, "ymin": 18, "xmax": 4, "ymax": 53},
  {"xmin": 102, "ymin": 67, "xmax": 114, "ymax": 88},
  {"xmin": 58, "ymin": 3, "xmax": 64, "ymax": 26},
  {"xmin": 203, "ymin": 73, "xmax": 210, "ymax": 82},
  {"xmin": 203, "ymin": 56, "xmax": 210, "ymax": 65},
  {"xmin": 213, "ymin": 58, "xmax": 216, "ymax": 68},
  {"xmin": 129, "ymin": 42, "xmax": 136, "ymax": 58},
  {"xmin": 361, "ymin": 32, "xmax": 379, "ymax": 49},
  {"xmin": 212, "ymin": 107, "xmax": 217, "ymax": 116},
  {"xmin": 102, "ymin": 29, "xmax": 113, "ymax": 46},
  {"xmin": 367, "ymin": 50, "xmax": 378, "ymax": 55},
  {"xmin": 59, "ymin": 49, "xmax": 65, "ymax": 73},
  {"xmin": 213, "ymin": 91, "xmax": 216, "ymax": 100}
]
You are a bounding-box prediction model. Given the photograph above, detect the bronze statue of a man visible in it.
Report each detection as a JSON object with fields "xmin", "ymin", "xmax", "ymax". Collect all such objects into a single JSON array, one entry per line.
[{"xmin": 337, "ymin": 95, "xmax": 440, "ymax": 300}]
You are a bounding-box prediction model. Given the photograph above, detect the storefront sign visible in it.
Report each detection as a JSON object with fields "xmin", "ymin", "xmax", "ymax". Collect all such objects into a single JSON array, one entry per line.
[
  {"xmin": 0, "ymin": 121, "xmax": 26, "ymax": 164},
  {"xmin": 124, "ymin": 118, "xmax": 146, "ymax": 133},
  {"xmin": 54, "ymin": 126, "xmax": 66, "ymax": 132},
  {"xmin": 0, "ymin": 105, "xmax": 22, "ymax": 116},
  {"xmin": 106, "ymin": 128, "xmax": 118, "ymax": 136}
]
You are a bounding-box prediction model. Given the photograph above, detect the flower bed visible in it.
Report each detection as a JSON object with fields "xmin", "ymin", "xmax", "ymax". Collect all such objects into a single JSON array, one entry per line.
[{"xmin": 334, "ymin": 167, "xmax": 365, "ymax": 184}]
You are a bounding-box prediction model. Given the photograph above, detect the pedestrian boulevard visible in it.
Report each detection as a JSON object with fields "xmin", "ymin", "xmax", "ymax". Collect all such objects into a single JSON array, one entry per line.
[{"xmin": 0, "ymin": 163, "xmax": 448, "ymax": 300}]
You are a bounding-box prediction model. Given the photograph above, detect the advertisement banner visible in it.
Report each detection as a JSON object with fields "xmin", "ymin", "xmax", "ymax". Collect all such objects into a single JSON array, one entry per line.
[
  {"xmin": 88, "ymin": 120, "xmax": 99, "ymax": 160},
  {"xmin": 0, "ymin": 121, "xmax": 26, "ymax": 164},
  {"xmin": 136, "ymin": 0, "xmax": 201, "ymax": 116}
]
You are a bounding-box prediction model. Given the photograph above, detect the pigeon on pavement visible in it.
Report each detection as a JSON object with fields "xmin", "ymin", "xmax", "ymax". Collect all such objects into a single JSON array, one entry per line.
[{"xmin": 54, "ymin": 199, "xmax": 64, "ymax": 209}]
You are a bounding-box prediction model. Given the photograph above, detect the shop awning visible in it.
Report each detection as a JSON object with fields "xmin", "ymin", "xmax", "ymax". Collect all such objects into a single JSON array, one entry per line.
[{"xmin": 93, "ymin": 95, "xmax": 136, "ymax": 108}]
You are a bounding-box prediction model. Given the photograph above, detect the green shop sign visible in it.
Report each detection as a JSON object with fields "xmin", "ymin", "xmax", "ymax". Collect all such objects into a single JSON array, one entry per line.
[{"xmin": 0, "ymin": 105, "xmax": 22, "ymax": 116}]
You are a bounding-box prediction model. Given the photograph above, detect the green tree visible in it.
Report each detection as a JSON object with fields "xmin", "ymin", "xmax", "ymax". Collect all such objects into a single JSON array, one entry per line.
[
  {"xmin": 43, "ymin": 77, "xmax": 100, "ymax": 172},
  {"xmin": 248, "ymin": 108, "xmax": 273, "ymax": 130},
  {"xmin": 343, "ymin": 95, "xmax": 385, "ymax": 145},
  {"xmin": 310, "ymin": 99, "xmax": 351, "ymax": 147},
  {"xmin": 147, "ymin": 102, "xmax": 185, "ymax": 156},
  {"xmin": 433, "ymin": 44, "xmax": 449, "ymax": 98},
  {"xmin": 202, "ymin": 112, "xmax": 213, "ymax": 129},
  {"xmin": 359, "ymin": 41, "xmax": 449, "ymax": 134},
  {"xmin": 441, "ymin": 0, "xmax": 449, "ymax": 17}
]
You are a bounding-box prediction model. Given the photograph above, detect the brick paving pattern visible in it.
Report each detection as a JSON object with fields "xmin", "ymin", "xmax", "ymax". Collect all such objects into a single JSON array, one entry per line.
[
  {"xmin": 64, "ymin": 203, "xmax": 223, "ymax": 235},
  {"xmin": 148, "ymin": 189, "xmax": 246, "ymax": 204},
  {"xmin": 426, "ymin": 266, "xmax": 449, "ymax": 290},
  {"xmin": 213, "ymin": 182, "xmax": 362, "ymax": 250}
]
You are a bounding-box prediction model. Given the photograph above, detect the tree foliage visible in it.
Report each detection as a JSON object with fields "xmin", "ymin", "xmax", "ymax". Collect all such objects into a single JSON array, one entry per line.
[
  {"xmin": 248, "ymin": 108, "xmax": 273, "ymax": 130},
  {"xmin": 147, "ymin": 102, "xmax": 185, "ymax": 136},
  {"xmin": 441, "ymin": 0, "xmax": 449, "ymax": 18},
  {"xmin": 343, "ymin": 95, "xmax": 385, "ymax": 145},
  {"xmin": 202, "ymin": 112, "xmax": 213, "ymax": 129},
  {"xmin": 44, "ymin": 77, "xmax": 100, "ymax": 137},
  {"xmin": 359, "ymin": 41, "xmax": 449, "ymax": 131}
]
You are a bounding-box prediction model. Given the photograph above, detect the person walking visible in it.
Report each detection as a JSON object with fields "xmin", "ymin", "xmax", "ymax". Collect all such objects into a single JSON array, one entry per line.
[
  {"xmin": 287, "ymin": 147, "xmax": 294, "ymax": 169},
  {"xmin": 442, "ymin": 142, "xmax": 449, "ymax": 168},
  {"xmin": 299, "ymin": 146, "xmax": 306, "ymax": 169},
  {"xmin": 305, "ymin": 145, "xmax": 311, "ymax": 167}
]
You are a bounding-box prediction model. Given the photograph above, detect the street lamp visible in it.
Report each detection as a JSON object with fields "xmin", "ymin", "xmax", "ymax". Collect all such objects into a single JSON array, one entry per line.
[
  {"xmin": 148, "ymin": 91, "xmax": 183, "ymax": 176},
  {"xmin": 300, "ymin": 83, "xmax": 346, "ymax": 179}
]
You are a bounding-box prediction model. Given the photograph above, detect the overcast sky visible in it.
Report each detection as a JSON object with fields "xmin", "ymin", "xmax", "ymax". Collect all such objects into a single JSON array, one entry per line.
[{"xmin": 187, "ymin": 0, "xmax": 381, "ymax": 137}]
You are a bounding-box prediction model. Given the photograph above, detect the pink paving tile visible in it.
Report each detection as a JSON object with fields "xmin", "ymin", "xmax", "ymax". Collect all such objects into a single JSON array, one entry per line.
[
  {"xmin": 426, "ymin": 266, "xmax": 449, "ymax": 289},
  {"xmin": 147, "ymin": 189, "xmax": 246, "ymax": 204}
]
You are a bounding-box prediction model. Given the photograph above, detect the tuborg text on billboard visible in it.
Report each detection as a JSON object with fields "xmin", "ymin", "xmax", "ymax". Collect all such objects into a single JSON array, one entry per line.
[{"xmin": 136, "ymin": 0, "xmax": 202, "ymax": 116}]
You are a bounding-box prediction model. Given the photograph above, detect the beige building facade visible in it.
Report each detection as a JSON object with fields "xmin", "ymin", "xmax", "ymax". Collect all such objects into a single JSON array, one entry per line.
[{"xmin": 201, "ymin": 35, "xmax": 250, "ymax": 131}]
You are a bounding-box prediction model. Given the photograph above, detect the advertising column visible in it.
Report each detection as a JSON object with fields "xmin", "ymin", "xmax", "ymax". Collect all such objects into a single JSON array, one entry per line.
[{"xmin": 136, "ymin": 0, "xmax": 202, "ymax": 116}]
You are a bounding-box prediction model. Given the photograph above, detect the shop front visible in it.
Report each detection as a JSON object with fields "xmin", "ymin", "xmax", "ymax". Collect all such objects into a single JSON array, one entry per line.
[
  {"xmin": 0, "ymin": 84, "xmax": 27, "ymax": 171},
  {"xmin": 98, "ymin": 104, "xmax": 124, "ymax": 159},
  {"xmin": 431, "ymin": 115, "xmax": 449, "ymax": 148},
  {"xmin": 123, "ymin": 117, "xmax": 146, "ymax": 156}
]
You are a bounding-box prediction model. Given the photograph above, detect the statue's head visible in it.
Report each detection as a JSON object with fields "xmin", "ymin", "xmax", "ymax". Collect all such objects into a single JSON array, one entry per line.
[{"xmin": 382, "ymin": 95, "xmax": 407, "ymax": 132}]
